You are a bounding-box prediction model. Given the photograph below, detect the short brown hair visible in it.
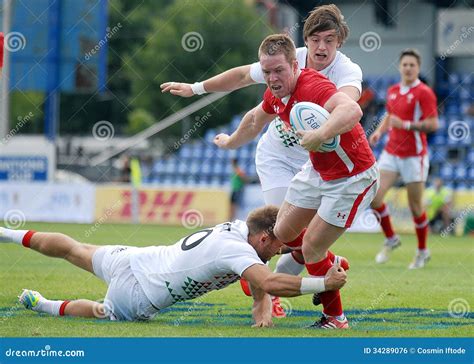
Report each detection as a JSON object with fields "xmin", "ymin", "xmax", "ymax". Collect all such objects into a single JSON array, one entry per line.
[
  {"xmin": 303, "ymin": 4, "xmax": 349, "ymax": 45},
  {"xmin": 246, "ymin": 205, "xmax": 279, "ymax": 239},
  {"xmin": 258, "ymin": 34, "xmax": 296, "ymax": 64},
  {"xmin": 399, "ymin": 48, "xmax": 421, "ymax": 65}
]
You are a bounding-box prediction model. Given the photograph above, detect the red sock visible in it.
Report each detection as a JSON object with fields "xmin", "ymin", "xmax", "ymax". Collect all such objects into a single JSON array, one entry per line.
[
  {"xmin": 413, "ymin": 211, "xmax": 428, "ymax": 250},
  {"xmin": 59, "ymin": 300, "xmax": 71, "ymax": 316},
  {"xmin": 306, "ymin": 254, "xmax": 343, "ymax": 317},
  {"xmin": 373, "ymin": 204, "xmax": 395, "ymax": 239},
  {"xmin": 327, "ymin": 250, "xmax": 350, "ymax": 271},
  {"xmin": 22, "ymin": 230, "xmax": 36, "ymax": 248},
  {"xmin": 285, "ymin": 228, "xmax": 306, "ymax": 249}
]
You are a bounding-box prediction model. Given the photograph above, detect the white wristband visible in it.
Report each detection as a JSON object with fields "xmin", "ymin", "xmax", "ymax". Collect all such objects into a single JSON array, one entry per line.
[
  {"xmin": 403, "ymin": 121, "xmax": 411, "ymax": 130},
  {"xmin": 300, "ymin": 277, "xmax": 326, "ymax": 295},
  {"xmin": 191, "ymin": 82, "xmax": 207, "ymax": 95}
]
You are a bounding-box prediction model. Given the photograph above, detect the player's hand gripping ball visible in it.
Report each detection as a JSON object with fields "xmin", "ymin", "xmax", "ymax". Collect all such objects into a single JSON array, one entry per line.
[{"xmin": 290, "ymin": 102, "xmax": 340, "ymax": 152}]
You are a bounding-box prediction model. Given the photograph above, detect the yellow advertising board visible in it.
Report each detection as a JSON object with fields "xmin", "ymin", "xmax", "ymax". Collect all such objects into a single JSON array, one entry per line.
[{"xmin": 95, "ymin": 185, "xmax": 230, "ymax": 226}]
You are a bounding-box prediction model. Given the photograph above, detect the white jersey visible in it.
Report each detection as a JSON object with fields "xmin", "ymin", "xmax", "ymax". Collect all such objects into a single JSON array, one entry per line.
[
  {"xmin": 129, "ymin": 220, "xmax": 263, "ymax": 310},
  {"xmin": 250, "ymin": 49, "xmax": 362, "ymax": 156}
]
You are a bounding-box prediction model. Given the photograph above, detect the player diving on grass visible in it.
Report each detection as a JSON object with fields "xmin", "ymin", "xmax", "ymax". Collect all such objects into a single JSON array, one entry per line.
[
  {"xmin": 161, "ymin": 4, "xmax": 363, "ymax": 318},
  {"xmin": 0, "ymin": 206, "xmax": 347, "ymax": 326},
  {"xmin": 192, "ymin": 33, "xmax": 378, "ymax": 329}
]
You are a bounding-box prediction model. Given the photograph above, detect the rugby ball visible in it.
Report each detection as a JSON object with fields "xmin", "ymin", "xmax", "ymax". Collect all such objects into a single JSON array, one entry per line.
[{"xmin": 290, "ymin": 101, "xmax": 340, "ymax": 152}]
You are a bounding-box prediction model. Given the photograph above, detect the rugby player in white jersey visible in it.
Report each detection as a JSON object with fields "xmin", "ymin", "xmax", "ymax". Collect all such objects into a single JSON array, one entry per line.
[
  {"xmin": 161, "ymin": 4, "xmax": 362, "ymax": 317},
  {"xmin": 0, "ymin": 206, "xmax": 346, "ymax": 326}
]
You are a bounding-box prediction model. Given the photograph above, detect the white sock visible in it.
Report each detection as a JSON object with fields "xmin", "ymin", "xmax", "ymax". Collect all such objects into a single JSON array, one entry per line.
[
  {"xmin": 323, "ymin": 311, "xmax": 346, "ymax": 321},
  {"xmin": 274, "ymin": 253, "xmax": 305, "ymax": 276},
  {"xmin": 32, "ymin": 294, "xmax": 66, "ymax": 316},
  {"xmin": 0, "ymin": 227, "xmax": 29, "ymax": 244}
]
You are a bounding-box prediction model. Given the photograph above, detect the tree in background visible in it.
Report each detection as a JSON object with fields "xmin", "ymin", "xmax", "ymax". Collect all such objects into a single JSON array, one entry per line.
[{"xmin": 120, "ymin": 0, "xmax": 272, "ymax": 141}]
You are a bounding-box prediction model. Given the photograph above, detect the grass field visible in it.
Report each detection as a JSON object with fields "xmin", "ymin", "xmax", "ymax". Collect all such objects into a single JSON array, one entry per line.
[{"xmin": 1, "ymin": 222, "xmax": 472, "ymax": 337}]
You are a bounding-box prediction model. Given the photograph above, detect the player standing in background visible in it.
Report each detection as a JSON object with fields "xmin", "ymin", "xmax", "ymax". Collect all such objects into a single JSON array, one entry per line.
[
  {"xmin": 369, "ymin": 49, "xmax": 439, "ymax": 269},
  {"xmin": 230, "ymin": 158, "xmax": 248, "ymax": 220},
  {"xmin": 221, "ymin": 34, "xmax": 377, "ymax": 329},
  {"xmin": 0, "ymin": 206, "xmax": 347, "ymax": 326},
  {"xmin": 161, "ymin": 4, "xmax": 362, "ymax": 317}
]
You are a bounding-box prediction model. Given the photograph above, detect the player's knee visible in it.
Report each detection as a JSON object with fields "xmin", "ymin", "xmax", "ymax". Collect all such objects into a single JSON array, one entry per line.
[
  {"xmin": 273, "ymin": 223, "xmax": 292, "ymax": 243},
  {"xmin": 409, "ymin": 202, "xmax": 423, "ymax": 217}
]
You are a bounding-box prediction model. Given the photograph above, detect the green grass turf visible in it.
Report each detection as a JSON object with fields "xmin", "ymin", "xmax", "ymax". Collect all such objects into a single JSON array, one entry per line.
[{"xmin": 1, "ymin": 222, "xmax": 472, "ymax": 337}]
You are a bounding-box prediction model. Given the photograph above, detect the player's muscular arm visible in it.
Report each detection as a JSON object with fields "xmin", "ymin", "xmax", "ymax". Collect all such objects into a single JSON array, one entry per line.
[
  {"xmin": 338, "ymin": 85, "xmax": 361, "ymax": 102},
  {"xmin": 242, "ymin": 262, "xmax": 347, "ymax": 297},
  {"xmin": 298, "ymin": 92, "xmax": 362, "ymax": 149},
  {"xmin": 214, "ymin": 104, "xmax": 274, "ymax": 149},
  {"xmin": 319, "ymin": 92, "xmax": 363, "ymax": 139},
  {"xmin": 204, "ymin": 65, "xmax": 255, "ymax": 92},
  {"xmin": 160, "ymin": 65, "xmax": 255, "ymax": 97}
]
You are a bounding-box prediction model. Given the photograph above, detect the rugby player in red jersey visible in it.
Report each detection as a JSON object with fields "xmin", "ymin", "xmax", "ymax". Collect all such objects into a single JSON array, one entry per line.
[{"xmin": 369, "ymin": 49, "xmax": 439, "ymax": 269}]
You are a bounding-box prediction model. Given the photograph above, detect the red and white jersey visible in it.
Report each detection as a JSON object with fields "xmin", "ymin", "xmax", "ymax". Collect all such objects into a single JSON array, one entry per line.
[
  {"xmin": 385, "ymin": 79, "xmax": 438, "ymax": 157},
  {"xmin": 261, "ymin": 69, "xmax": 375, "ymax": 181}
]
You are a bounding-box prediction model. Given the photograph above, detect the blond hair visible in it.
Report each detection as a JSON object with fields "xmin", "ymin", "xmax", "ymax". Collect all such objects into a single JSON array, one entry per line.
[
  {"xmin": 246, "ymin": 205, "xmax": 279, "ymax": 239},
  {"xmin": 258, "ymin": 34, "xmax": 296, "ymax": 64}
]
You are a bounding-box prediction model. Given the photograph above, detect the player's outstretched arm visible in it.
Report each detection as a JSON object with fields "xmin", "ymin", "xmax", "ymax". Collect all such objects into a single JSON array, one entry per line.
[
  {"xmin": 249, "ymin": 285, "xmax": 273, "ymax": 328},
  {"xmin": 242, "ymin": 261, "xmax": 347, "ymax": 298},
  {"xmin": 160, "ymin": 65, "xmax": 255, "ymax": 97},
  {"xmin": 214, "ymin": 103, "xmax": 274, "ymax": 149}
]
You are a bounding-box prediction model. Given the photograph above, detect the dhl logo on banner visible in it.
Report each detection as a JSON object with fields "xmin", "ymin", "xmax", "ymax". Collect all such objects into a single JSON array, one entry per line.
[{"xmin": 95, "ymin": 186, "xmax": 230, "ymax": 225}]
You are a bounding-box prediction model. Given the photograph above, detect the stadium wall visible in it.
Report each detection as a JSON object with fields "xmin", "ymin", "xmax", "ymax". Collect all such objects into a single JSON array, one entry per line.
[{"xmin": 336, "ymin": 1, "xmax": 437, "ymax": 82}]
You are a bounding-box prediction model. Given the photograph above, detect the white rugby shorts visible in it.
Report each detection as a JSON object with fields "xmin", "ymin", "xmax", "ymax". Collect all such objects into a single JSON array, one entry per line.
[
  {"xmin": 92, "ymin": 245, "xmax": 159, "ymax": 321},
  {"xmin": 377, "ymin": 150, "xmax": 429, "ymax": 183},
  {"xmin": 285, "ymin": 161, "xmax": 379, "ymax": 228}
]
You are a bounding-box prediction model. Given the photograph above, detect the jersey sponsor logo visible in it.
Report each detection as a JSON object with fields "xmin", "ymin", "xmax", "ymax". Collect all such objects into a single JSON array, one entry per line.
[{"xmin": 389, "ymin": 93, "xmax": 397, "ymax": 100}]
